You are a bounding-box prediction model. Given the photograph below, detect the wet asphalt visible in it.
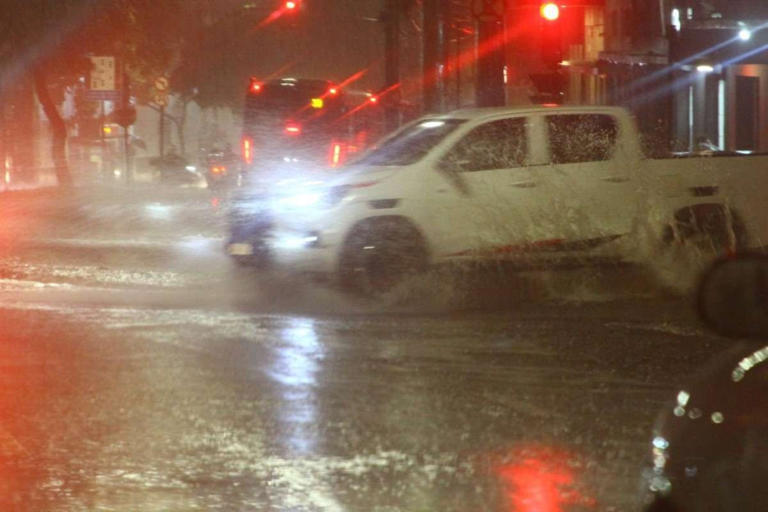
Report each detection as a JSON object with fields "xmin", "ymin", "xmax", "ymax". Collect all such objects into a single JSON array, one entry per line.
[{"xmin": 0, "ymin": 185, "xmax": 736, "ymax": 511}]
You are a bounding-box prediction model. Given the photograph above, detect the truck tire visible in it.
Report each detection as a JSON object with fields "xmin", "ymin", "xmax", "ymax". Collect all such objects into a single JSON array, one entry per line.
[{"xmin": 338, "ymin": 217, "xmax": 429, "ymax": 296}]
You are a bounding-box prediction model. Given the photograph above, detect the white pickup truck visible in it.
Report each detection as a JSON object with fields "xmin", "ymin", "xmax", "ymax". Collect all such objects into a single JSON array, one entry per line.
[{"xmin": 227, "ymin": 105, "xmax": 768, "ymax": 294}]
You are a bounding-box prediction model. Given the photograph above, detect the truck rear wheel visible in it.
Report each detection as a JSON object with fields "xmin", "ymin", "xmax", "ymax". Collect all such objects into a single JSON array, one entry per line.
[{"xmin": 338, "ymin": 217, "xmax": 428, "ymax": 296}]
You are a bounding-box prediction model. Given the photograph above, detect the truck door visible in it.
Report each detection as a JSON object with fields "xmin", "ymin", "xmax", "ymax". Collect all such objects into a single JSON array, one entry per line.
[
  {"xmin": 536, "ymin": 113, "xmax": 638, "ymax": 250},
  {"xmin": 429, "ymin": 116, "xmax": 553, "ymax": 258}
]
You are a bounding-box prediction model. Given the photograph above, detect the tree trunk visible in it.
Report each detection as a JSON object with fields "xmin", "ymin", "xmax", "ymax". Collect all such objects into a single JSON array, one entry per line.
[
  {"xmin": 33, "ymin": 68, "xmax": 73, "ymax": 187},
  {"xmin": 175, "ymin": 99, "xmax": 188, "ymax": 156}
]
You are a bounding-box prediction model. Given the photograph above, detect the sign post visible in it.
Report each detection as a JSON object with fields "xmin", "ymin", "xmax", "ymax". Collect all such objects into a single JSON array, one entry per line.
[
  {"xmin": 87, "ymin": 56, "xmax": 120, "ymax": 178},
  {"xmin": 154, "ymin": 76, "xmax": 169, "ymax": 157},
  {"xmin": 113, "ymin": 73, "xmax": 136, "ymax": 184}
]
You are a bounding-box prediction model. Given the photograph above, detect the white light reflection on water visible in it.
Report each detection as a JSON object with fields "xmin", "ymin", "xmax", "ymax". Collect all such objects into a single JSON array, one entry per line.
[{"xmin": 272, "ymin": 317, "xmax": 323, "ymax": 456}]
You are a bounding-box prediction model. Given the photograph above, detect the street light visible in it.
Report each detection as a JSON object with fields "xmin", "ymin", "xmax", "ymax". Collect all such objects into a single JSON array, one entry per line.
[{"xmin": 739, "ymin": 28, "xmax": 752, "ymax": 41}]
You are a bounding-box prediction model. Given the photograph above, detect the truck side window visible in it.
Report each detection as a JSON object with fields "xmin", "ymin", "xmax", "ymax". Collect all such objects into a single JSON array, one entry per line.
[
  {"xmin": 546, "ymin": 114, "xmax": 618, "ymax": 164},
  {"xmin": 443, "ymin": 118, "xmax": 527, "ymax": 172}
]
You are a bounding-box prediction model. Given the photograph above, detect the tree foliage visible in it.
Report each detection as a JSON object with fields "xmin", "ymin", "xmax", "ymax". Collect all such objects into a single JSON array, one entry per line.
[{"xmin": 0, "ymin": 0, "xmax": 222, "ymax": 185}]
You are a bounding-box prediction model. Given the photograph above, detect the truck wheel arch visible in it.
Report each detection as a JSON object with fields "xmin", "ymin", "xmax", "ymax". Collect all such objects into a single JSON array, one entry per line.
[{"xmin": 663, "ymin": 203, "xmax": 749, "ymax": 252}]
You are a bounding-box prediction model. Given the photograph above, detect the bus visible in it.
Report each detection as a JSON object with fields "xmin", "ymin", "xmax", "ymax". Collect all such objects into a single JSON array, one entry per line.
[{"xmin": 241, "ymin": 77, "xmax": 382, "ymax": 173}]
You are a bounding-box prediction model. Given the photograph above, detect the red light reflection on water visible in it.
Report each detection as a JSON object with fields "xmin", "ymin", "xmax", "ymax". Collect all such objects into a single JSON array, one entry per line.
[{"xmin": 495, "ymin": 444, "xmax": 596, "ymax": 512}]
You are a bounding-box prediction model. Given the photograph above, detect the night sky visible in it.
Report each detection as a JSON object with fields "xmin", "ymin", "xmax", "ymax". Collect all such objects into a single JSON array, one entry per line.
[{"xmin": 247, "ymin": 0, "xmax": 387, "ymax": 93}]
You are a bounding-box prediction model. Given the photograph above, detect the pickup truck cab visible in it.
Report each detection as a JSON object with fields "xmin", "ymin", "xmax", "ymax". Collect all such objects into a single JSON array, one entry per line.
[{"xmin": 227, "ymin": 105, "xmax": 768, "ymax": 294}]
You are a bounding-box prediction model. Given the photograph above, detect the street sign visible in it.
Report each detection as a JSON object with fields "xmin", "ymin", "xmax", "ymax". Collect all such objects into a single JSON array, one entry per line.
[
  {"xmin": 154, "ymin": 76, "xmax": 169, "ymax": 91},
  {"xmin": 86, "ymin": 56, "xmax": 120, "ymax": 102},
  {"xmin": 90, "ymin": 56, "xmax": 117, "ymax": 91},
  {"xmin": 471, "ymin": 0, "xmax": 506, "ymax": 22},
  {"xmin": 84, "ymin": 90, "xmax": 122, "ymax": 102}
]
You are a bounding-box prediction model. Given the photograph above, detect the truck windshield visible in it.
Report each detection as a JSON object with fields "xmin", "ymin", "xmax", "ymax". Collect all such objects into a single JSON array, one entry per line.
[{"xmin": 356, "ymin": 119, "xmax": 466, "ymax": 166}]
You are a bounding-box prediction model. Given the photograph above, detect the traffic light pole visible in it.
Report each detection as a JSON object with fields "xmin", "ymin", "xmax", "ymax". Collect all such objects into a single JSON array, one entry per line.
[
  {"xmin": 476, "ymin": 19, "xmax": 506, "ymax": 107},
  {"xmin": 383, "ymin": 0, "xmax": 401, "ymax": 131},
  {"xmin": 422, "ymin": 0, "xmax": 446, "ymax": 113}
]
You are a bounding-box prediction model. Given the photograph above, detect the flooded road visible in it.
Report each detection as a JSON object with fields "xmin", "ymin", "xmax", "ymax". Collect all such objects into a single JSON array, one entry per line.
[{"xmin": 0, "ymin": 186, "xmax": 734, "ymax": 511}]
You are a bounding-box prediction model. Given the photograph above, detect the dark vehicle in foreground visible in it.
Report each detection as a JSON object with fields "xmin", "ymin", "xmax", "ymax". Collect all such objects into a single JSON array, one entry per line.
[{"xmin": 645, "ymin": 253, "xmax": 768, "ymax": 512}]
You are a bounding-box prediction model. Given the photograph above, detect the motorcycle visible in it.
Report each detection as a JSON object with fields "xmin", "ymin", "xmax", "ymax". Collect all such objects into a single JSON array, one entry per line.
[{"xmin": 203, "ymin": 147, "xmax": 241, "ymax": 189}]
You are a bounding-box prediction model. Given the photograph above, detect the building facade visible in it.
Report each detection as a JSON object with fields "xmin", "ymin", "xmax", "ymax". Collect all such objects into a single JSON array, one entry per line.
[
  {"xmin": 600, "ymin": 0, "xmax": 768, "ymax": 152},
  {"xmin": 666, "ymin": 0, "xmax": 768, "ymax": 151}
]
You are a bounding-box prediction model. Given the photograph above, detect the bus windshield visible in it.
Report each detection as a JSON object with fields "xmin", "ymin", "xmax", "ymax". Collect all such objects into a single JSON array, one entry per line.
[{"xmin": 242, "ymin": 78, "xmax": 351, "ymax": 164}]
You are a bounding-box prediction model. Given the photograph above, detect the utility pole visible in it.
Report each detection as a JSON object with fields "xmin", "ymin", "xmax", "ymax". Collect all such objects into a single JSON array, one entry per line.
[
  {"xmin": 114, "ymin": 72, "xmax": 136, "ymax": 184},
  {"xmin": 472, "ymin": 0, "xmax": 506, "ymax": 107},
  {"xmin": 159, "ymin": 105, "xmax": 165, "ymax": 157},
  {"xmin": 383, "ymin": 0, "xmax": 401, "ymax": 131},
  {"xmin": 423, "ymin": 0, "xmax": 447, "ymax": 113}
]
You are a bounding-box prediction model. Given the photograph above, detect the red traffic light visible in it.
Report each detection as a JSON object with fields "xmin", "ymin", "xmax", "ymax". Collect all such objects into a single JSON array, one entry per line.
[
  {"xmin": 284, "ymin": 0, "xmax": 298, "ymax": 10},
  {"xmin": 249, "ymin": 78, "xmax": 263, "ymax": 94},
  {"xmin": 540, "ymin": 3, "xmax": 560, "ymax": 21}
]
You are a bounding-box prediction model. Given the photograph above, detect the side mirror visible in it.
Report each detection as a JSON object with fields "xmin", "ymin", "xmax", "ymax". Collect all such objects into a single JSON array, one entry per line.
[{"xmin": 698, "ymin": 253, "xmax": 768, "ymax": 339}]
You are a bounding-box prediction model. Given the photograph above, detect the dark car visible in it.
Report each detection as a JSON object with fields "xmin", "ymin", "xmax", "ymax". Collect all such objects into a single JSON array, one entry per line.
[
  {"xmin": 644, "ymin": 254, "xmax": 768, "ymax": 512},
  {"xmin": 149, "ymin": 154, "xmax": 205, "ymax": 187}
]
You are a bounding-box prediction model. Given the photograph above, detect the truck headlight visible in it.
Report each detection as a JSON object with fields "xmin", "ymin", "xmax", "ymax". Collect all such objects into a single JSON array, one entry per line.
[
  {"xmin": 278, "ymin": 192, "xmax": 323, "ymax": 209},
  {"xmin": 272, "ymin": 231, "xmax": 320, "ymax": 249}
]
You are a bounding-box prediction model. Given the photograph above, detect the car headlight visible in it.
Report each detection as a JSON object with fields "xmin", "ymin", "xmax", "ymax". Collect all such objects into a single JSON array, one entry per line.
[{"xmin": 278, "ymin": 192, "xmax": 323, "ymax": 209}]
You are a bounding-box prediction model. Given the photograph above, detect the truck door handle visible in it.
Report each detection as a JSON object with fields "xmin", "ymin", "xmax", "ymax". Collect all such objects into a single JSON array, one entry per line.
[
  {"xmin": 600, "ymin": 176, "xmax": 630, "ymax": 183},
  {"xmin": 510, "ymin": 181, "xmax": 537, "ymax": 188}
]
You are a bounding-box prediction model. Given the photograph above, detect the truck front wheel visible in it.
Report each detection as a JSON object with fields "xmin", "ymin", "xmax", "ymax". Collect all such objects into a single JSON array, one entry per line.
[{"xmin": 338, "ymin": 217, "xmax": 429, "ymax": 296}]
